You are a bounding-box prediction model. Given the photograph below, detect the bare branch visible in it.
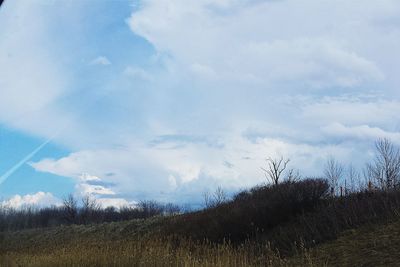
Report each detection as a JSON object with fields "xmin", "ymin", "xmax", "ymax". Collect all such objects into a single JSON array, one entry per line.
[
  {"xmin": 366, "ymin": 138, "xmax": 400, "ymax": 190},
  {"xmin": 262, "ymin": 157, "xmax": 290, "ymax": 185},
  {"xmin": 324, "ymin": 156, "xmax": 344, "ymax": 195}
]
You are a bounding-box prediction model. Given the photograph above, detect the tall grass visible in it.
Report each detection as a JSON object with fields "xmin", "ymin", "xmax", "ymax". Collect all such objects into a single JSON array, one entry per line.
[
  {"xmin": 0, "ymin": 236, "xmax": 321, "ymax": 267},
  {"xmin": 3, "ymin": 179, "xmax": 400, "ymax": 266}
]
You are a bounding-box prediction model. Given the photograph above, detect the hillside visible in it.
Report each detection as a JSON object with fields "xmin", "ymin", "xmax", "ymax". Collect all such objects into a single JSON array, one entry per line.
[
  {"xmin": 296, "ymin": 219, "xmax": 400, "ymax": 266},
  {"xmin": 2, "ymin": 215, "xmax": 400, "ymax": 266},
  {"xmin": 2, "ymin": 179, "xmax": 400, "ymax": 266}
]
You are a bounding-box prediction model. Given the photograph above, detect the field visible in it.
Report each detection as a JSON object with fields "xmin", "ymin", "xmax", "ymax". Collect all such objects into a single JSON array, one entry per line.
[
  {"xmin": 2, "ymin": 179, "xmax": 400, "ymax": 266},
  {"xmin": 2, "ymin": 217, "xmax": 400, "ymax": 266},
  {"xmin": 0, "ymin": 217, "xmax": 308, "ymax": 267}
]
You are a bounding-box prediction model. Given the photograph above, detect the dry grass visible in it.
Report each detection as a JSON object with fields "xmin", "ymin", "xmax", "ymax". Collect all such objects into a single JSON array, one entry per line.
[
  {"xmin": 0, "ymin": 236, "xmax": 308, "ymax": 267},
  {"xmin": 0, "ymin": 219, "xmax": 320, "ymax": 267},
  {"xmin": 298, "ymin": 219, "xmax": 400, "ymax": 267},
  {"xmin": 3, "ymin": 180, "xmax": 400, "ymax": 266},
  {"xmin": 2, "ymin": 212, "xmax": 400, "ymax": 267},
  {"xmin": 4, "ymin": 217, "xmax": 400, "ymax": 266}
]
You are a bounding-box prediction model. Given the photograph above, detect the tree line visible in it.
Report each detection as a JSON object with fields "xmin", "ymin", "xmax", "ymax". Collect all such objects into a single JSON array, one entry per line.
[{"xmin": 0, "ymin": 197, "xmax": 181, "ymax": 232}]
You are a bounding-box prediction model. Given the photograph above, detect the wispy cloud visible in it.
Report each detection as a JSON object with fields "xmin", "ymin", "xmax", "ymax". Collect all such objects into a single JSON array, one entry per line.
[
  {"xmin": 123, "ymin": 66, "xmax": 153, "ymax": 81},
  {"xmin": 89, "ymin": 56, "xmax": 111, "ymax": 66}
]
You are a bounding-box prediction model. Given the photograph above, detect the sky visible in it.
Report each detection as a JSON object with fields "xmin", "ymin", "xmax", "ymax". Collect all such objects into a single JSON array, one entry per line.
[{"xmin": 0, "ymin": 0, "xmax": 400, "ymax": 208}]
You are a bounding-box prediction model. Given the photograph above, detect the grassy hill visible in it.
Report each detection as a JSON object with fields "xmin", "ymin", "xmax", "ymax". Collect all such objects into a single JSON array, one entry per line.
[
  {"xmin": 2, "ymin": 215, "xmax": 400, "ymax": 266},
  {"xmin": 295, "ymin": 219, "xmax": 400, "ymax": 266},
  {"xmin": 2, "ymin": 179, "xmax": 400, "ymax": 266}
]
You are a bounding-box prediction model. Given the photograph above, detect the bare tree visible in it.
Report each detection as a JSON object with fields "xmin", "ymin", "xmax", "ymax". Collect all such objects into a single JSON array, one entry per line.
[
  {"xmin": 366, "ymin": 138, "xmax": 400, "ymax": 190},
  {"xmin": 261, "ymin": 157, "xmax": 290, "ymax": 185},
  {"xmin": 324, "ymin": 156, "xmax": 344, "ymax": 195},
  {"xmin": 203, "ymin": 186, "xmax": 228, "ymax": 208},
  {"xmin": 285, "ymin": 168, "xmax": 301, "ymax": 183},
  {"xmin": 203, "ymin": 191, "xmax": 213, "ymax": 208},
  {"xmin": 62, "ymin": 194, "xmax": 77, "ymax": 223},
  {"xmin": 346, "ymin": 164, "xmax": 361, "ymax": 193},
  {"xmin": 138, "ymin": 200, "xmax": 164, "ymax": 218},
  {"xmin": 213, "ymin": 186, "xmax": 227, "ymax": 205},
  {"xmin": 81, "ymin": 195, "xmax": 101, "ymax": 224}
]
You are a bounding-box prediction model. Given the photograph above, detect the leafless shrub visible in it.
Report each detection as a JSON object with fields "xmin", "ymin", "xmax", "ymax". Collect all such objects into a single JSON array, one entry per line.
[{"xmin": 203, "ymin": 186, "xmax": 228, "ymax": 208}]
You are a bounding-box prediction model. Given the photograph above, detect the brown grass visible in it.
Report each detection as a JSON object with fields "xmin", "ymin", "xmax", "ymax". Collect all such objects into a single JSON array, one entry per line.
[
  {"xmin": 4, "ymin": 215, "xmax": 400, "ymax": 266},
  {"xmin": 0, "ymin": 236, "xmax": 309, "ymax": 267},
  {"xmin": 3, "ymin": 180, "xmax": 400, "ymax": 266},
  {"xmin": 0, "ymin": 218, "xmax": 320, "ymax": 267},
  {"xmin": 299, "ymin": 219, "xmax": 400, "ymax": 267}
]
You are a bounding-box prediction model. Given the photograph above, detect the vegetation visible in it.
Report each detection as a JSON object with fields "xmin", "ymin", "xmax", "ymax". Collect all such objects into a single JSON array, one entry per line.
[
  {"xmin": 0, "ymin": 230, "xmax": 291, "ymax": 267},
  {"xmin": 1, "ymin": 138, "xmax": 400, "ymax": 266},
  {"xmin": 295, "ymin": 219, "xmax": 400, "ymax": 266},
  {"xmin": 0, "ymin": 197, "xmax": 180, "ymax": 232}
]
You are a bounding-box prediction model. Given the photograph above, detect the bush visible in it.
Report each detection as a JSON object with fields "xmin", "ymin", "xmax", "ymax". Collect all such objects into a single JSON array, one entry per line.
[
  {"xmin": 165, "ymin": 179, "xmax": 330, "ymax": 243},
  {"xmin": 259, "ymin": 188, "xmax": 400, "ymax": 255}
]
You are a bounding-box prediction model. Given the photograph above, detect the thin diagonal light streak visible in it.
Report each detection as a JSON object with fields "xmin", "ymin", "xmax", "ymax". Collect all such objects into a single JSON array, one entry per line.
[{"xmin": 0, "ymin": 137, "xmax": 52, "ymax": 186}]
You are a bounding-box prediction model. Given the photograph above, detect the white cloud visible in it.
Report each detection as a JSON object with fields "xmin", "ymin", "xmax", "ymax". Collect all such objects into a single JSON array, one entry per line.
[
  {"xmin": 190, "ymin": 63, "xmax": 217, "ymax": 79},
  {"xmin": 89, "ymin": 56, "xmax": 111, "ymax": 66},
  {"xmin": 31, "ymin": 133, "xmax": 360, "ymax": 203},
  {"xmin": 302, "ymin": 98, "xmax": 400, "ymax": 126},
  {"xmin": 0, "ymin": 2, "xmax": 67, "ymax": 126},
  {"xmin": 127, "ymin": 0, "xmax": 391, "ymax": 90},
  {"xmin": 2, "ymin": 0, "xmax": 400, "ymax": 204},
  {"xmin": 96, "ymin": 198, "xmax": 134, "ymax": 209},
  {"xmin": 1, "ymin": 192, "xmax": 61, "ymax": 209},
  {"xmin": 0, "ymin": 191, "xmax": 134, "ymax": 209},
  {"xmin": 322, "ymin": 123, "xmax": 400, "ymax": 144},
  {"xmin": 79, "ymin": 173, "xmax": 102, "ymax": 182},
  {"xmin": 75, "ymin": 183, "xmax": 116, "ymax": 196}
]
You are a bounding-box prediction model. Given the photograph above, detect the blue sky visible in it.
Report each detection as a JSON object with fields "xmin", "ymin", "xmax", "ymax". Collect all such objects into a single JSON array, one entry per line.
[{"xmin": 1, "ymin": 0, "xmax": 400, "ymax": 208}]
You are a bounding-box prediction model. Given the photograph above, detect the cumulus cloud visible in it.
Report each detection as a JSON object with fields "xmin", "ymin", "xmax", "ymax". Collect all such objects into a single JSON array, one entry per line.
[
  {"xmin": 31, "ymin": 133, "xmax": 361, "ymax": 203},
  {"xmin": 76, "ymin": 183, "xmax": 116, "ymax": 196},
  {"xmin": 0, "ymin": 190, "xmax": 133, "ymax": 209},
  {"xmin": 96, "ymin": 198, "xmax": 134, "ymax": 209},
  {"xmin": 127, "ymin": 0, "xmax": 390, "ymax": 90},
  {"xmin": 1, "ymin": 192, "xmax": 61, "ymax": 209},
  {"xmin": 2, "ymin": 0, "xmax": 400, "ymax": 204}
]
